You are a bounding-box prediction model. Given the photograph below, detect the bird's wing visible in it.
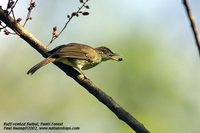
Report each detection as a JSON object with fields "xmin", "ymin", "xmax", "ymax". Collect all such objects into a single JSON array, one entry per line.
[{"xmin": 48, "ymin": 43, "xmax": 97, "ymax": 61}]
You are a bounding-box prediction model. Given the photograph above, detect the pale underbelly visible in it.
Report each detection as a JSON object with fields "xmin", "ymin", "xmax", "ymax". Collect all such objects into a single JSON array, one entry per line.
[{"xmin": 58, "ymin": 58, "xmax": 100, "ymax": 70}]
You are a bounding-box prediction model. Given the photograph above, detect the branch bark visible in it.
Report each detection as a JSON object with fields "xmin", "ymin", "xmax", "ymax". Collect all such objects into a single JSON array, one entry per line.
[
  {"xmin": 183, "ymin": 0, "xmax": 200, "ymax": 55},
  {"xmin": 0, "ymin": 7, "xmax": 150, "ymax": 133}
]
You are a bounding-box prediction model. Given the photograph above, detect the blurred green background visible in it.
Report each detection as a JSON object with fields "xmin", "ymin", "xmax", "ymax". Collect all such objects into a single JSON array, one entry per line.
[{"xmin": 1, "ymin": 0, "xmax": 200, "ymax": 133}]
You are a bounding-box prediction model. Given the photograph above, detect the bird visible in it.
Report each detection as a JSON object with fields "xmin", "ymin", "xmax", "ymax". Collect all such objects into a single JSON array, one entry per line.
[{"xmin": 27, "ymin": 43, "xmax": 123, "ymax": 75}]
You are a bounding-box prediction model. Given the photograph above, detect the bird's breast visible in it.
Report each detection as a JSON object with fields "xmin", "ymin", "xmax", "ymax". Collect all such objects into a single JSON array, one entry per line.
[{"xmin": 58, "ymin": 58, "xmax": 102, "ymax": 70}]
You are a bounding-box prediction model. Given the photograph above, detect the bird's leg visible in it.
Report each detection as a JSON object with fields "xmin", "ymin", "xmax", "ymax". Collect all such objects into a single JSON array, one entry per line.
[{"xmin": 78, "ymin": 68, "xmax": 88, "ymax": 79}]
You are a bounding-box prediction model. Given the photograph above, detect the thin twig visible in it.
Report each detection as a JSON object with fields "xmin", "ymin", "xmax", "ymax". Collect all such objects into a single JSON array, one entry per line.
[
  {"xmin": 23, "ymin": 0, "xmax": 35, "ymax": 27},
  {"xmin": 183, "ymin": 0, "xmax": 200, "ymax": 55},
  {"xmin": 8, "ymin": 0, "xmax": 19, "ymax": 20},
  {"xmin": 1, "ymin": 0, "xmax": 19, "ymax": 35},
  {"xmin": 23, "ymin": 0, "xmax": 32, "ymax": 26},
  {"xmin": 0, "ymin": 24, "xmax": 7, "ymax": 29},
  {"xmin": 47, "ymin": 0, "xmax": 90, "ymax": 46}
]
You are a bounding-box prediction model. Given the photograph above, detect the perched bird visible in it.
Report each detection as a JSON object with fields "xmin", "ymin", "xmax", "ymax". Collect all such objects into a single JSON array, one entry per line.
[{"xmin": 27, "ymin": 43, "xmax": 123, "ymax": 75}]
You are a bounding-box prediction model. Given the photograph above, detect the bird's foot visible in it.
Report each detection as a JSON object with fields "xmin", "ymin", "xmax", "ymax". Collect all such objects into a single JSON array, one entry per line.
[
  {"xmin": 78, "ymin": 69, "xmax": 88, "ymax": 79},
  {"xmin": 78, "ymin": 73, "xmax": 88, "ymax": 80}
]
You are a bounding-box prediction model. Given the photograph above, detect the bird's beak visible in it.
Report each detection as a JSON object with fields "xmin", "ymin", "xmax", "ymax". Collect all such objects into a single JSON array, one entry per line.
[{"xmin": 110, "ymin": 53, "xmax": 123, "ymax": 61}]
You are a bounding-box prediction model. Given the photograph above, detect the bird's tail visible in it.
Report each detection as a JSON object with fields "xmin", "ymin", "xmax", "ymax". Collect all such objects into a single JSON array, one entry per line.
[{"xmin": 27, "ymin": 57, "xmax": 56, "ymax": 75}]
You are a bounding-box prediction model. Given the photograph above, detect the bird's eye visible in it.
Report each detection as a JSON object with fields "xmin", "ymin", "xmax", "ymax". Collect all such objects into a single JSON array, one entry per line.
[{"xmin": 118, "ymin": 58, "xmax": 123, "ymax": 61}]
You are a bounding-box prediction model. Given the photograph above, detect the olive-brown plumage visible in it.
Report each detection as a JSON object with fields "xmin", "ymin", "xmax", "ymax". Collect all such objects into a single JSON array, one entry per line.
[{"xmin": 27, "ymin": 43, "xmax": 123, "ymax": 75}]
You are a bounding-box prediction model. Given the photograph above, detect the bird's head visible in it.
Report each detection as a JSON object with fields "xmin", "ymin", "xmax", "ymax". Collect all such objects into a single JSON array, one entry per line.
[{"xmin": 95, "ymin": 46, "xmax": 123, "ymax": 62}]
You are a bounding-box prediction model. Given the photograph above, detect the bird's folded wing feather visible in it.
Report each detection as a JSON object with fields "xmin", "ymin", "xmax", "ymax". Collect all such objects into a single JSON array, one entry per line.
[{"xmin": 48, "ymin": 43, "xmax": 97, "ymax": 61}]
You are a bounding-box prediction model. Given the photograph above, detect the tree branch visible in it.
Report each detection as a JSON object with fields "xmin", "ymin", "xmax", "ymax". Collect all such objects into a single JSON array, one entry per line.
[
  {"xmin": 0, "ymin": 7, "xmax": 150, "ymax": 133},
  {"xmin": 183, "ymin": 0, "xmax": 200, "ymax": 55}
]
